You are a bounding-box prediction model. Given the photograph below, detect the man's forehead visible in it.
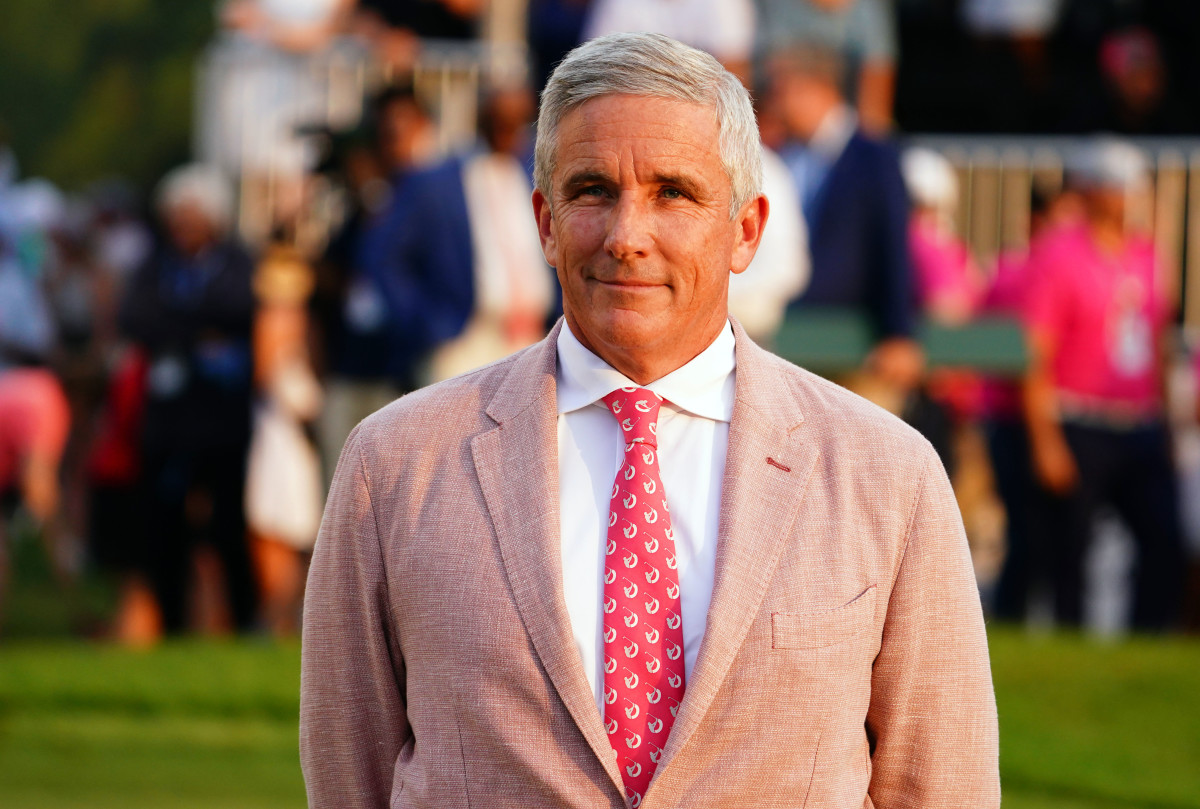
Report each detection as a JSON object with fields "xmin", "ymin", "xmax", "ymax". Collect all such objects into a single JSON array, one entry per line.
[
  {"xmin": 552, "ymin": 94, "xmax": 722, "ymax": 173},
  {"xmin": 558, "ymin": 92, "xmax": 717, "ymax": 129}
]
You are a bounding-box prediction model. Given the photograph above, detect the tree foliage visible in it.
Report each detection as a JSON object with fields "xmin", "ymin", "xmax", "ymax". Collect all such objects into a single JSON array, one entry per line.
[{"xmin": 0, "ymin": 0, "xmax": 216, "ymax": 192}]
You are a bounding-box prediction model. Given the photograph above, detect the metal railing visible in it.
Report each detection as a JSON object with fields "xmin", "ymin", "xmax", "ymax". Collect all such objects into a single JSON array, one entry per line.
[{"xmin": 907, "ymin": 135, "xmax": 1200, "ymax": 332}]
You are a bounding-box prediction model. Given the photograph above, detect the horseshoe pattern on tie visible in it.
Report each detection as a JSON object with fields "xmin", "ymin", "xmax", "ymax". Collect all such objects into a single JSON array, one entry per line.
[{"xmin": 599, "ymin": 387, "xmax": 686, "ymax": 804}]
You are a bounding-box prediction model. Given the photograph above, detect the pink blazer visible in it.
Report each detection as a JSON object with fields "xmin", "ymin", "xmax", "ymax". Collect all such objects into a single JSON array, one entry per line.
[{"xmin": 300, "ymin": 320, "xmax": 1000, "ymax": 808}]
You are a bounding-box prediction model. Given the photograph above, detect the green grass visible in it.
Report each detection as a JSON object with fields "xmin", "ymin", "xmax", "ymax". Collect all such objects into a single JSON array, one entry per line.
[
  {"xmin": 0, "ymin": 629, "xmax": 1197, "ymax": 807},
  {"xmin": 0, "ymin": 641, "xmax": 304, "ymax": 809},
  {"xmin": 989, "ymin": 629, "xmax": 1200, "ymax": 809}
]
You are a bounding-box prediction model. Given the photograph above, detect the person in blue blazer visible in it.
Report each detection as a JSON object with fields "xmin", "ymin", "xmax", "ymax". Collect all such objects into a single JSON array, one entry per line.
[{"xmin": 768, "ymin": 44, "xmax": 922, "ymax": 393}]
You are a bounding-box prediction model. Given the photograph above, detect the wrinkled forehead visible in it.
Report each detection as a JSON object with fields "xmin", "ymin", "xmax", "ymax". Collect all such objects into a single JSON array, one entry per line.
[{"xmin": 553, "ymin": 94, "xmax": 721, "ymax": 162}]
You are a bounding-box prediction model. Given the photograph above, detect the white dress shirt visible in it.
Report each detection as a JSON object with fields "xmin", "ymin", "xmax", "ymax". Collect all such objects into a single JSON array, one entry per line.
[{"xmin": 556, "ymin": 322, "xmax": 735, "ymax": 712}]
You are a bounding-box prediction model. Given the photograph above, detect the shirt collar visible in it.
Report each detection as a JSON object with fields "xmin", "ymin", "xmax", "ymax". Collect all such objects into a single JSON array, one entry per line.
[{"xmin": 556, "ymin": 320, "xmax": 736, "ymax": 422}]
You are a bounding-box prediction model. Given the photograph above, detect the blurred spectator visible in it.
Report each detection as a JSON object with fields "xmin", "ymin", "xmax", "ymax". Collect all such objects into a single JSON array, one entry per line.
[
  {"xmin": 1022, "ymin": 140, "xmax": 1186, "ymax": 631},
  {"xmin": 86, "ymin": 180, "xmax": 153, "ymax": 287},
  {"xmin": 85, "ymin": 347, "xmax": 157, "ymax": 644},
  {"xmin": 360, "ymin": 84, "xmax": 555, "ymax": 386},
  {"xmin": 1061, "ymin": 26, "xmax": 1192, "ymax": 135},
  {"xmin": 981, "ymin": 180, "xmax": 1079, "ymax": 622},
  {"xmin": 355, "ymin": 0, "xmax": 486, "ymax": 74},
  {"xmin": 583, "ymin": 0, "xmax": 755, "ymax": 84},
  {"xmin": 0, "ymin": 182, "xmax": 58, "ymax": 370},
  {"xmin": 961, "ymin": 0, "xmax": 1064, "ymax": 40},
  {"xmin": 527, "ymin": 0, "xmax": 592, "ymax": 94},
  {"xmin": 961, "ymin": 0, "xmax": 1064, "ymax": 133},
  {"xmin": 246, "ymin": 243, "xmax": 323, "ymax": 637},
  {"xmin": 902, "ymin": 147, "xmax": 983, "ymax": 326},
  {"xmin": 769, "ymin": 46, "xmax": 920, "ymax": 402},
  {"xmin": 43, "ymin": 198, "xmax": 119, "ymax": 578},
  {"xmin": 901, "ymin": 146, "xmax": 983, "ymax": 471},
  {"xmin": 755, "ymin": 0, "xmax": 898, "ymax": 133},
  {"xmin": 119, "ymin": 164, "xmax": 259, "ymax": 635},
  {"xmin": 728, "ymin": 95, "xmax": 810, "ymax": 342},
  {"xmin": 0, "ymin": 368, "xmax": 72, "ymax": 614},
  {"xmin": 200, "ymin": 0, "xmax": 364, "ymax": 244},
  {"xmin": 312, "ymin": 83, "xmax": 435, "ymax": 479}
]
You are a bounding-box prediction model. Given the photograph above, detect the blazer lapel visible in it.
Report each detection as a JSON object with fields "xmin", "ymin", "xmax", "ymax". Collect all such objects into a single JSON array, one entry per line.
[
  {"xmin": 470, "ymin": 324, "xmax": 626, "ymax": 793},
  {"xmin": 658, "ymin": 323, "xmax": 821, "ymax": 771}
]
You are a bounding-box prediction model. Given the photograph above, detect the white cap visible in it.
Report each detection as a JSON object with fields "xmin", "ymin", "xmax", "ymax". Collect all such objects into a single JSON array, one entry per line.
[
  {"xmin": 1067, "ymin": 139, "xmax": 1149, "ymax": 192},
  {"xmin": 155, "ymin": 163, "xmax": 235, "ymax": 235},
  {"xmin": 902, "ymin": 147, "xmax": 959, "ymax": 209}
]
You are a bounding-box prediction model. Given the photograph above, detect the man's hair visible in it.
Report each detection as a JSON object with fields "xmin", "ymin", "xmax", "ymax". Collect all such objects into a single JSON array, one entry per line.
[{"xmin": 534, "ymin": 32, "xmax": 762, "ymax": 218}]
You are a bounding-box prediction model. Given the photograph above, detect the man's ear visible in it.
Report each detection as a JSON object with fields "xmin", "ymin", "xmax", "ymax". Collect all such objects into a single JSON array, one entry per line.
[
  {"xmin": 532, "ymin": 188, "xmax": 558, "ymax": 267},
  {"xmin": 730, "ymin": 193, "xmax": 769, "ymax": 275}
]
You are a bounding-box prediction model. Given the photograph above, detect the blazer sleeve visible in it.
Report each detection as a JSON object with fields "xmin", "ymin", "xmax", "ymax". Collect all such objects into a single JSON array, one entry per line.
[
  {"xmin": 865, "ymin": 447, "xmax": 1001, "ymax": 809},
  {"xmin": 301, "ymin": 425, "xmax": 410, "ymax": 809}
]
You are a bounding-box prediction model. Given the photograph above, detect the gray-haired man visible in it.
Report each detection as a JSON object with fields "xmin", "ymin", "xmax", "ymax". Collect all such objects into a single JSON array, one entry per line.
[{"xmin": 301, "ymin": 33, "xmax": 999, "ymax": 809}]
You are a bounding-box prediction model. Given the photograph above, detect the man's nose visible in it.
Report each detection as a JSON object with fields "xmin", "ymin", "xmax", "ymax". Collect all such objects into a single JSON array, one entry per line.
[{"xmin": 604, "ymin": 193, "xmax": 653, "ymax": 261}]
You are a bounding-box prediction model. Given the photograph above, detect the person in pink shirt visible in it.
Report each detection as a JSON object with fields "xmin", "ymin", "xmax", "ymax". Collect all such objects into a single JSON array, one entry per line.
[
  {"xmin": 0, "ymin": 367, "xmax": 71, "ymax": 617},
  {"xmin": 1023, "ymin": 140, "xmax": 1185, "ymax": 630},
  {"xmin": 980, "ymin": 182, "xmax": 1080, "ymax": 622},
  {"xmin": 903, "ymin": 147, "xmax": 984, "ymax": 326}
]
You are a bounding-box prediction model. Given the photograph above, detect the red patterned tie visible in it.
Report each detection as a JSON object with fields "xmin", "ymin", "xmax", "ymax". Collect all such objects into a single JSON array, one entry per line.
[{"xmin": 601, "ymin": 386, "xmax": 685, "ymax": 808}]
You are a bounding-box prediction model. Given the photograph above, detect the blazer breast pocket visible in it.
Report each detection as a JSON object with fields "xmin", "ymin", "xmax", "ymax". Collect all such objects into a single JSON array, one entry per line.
[{"xmin": 771, "ymin": 585, "xmax": 877, "ymax": 650}]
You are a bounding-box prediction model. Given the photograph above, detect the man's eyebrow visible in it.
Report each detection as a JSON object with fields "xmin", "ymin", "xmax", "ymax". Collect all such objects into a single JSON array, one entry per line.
[
  {"xmin": 653, "ymin": 172, "xmax": 706, "ymax": 198},
  {"xmin": 561, "ymin": 170, "xmax": 613, "ymax": 192},
  {"xmin": 561, "ymin": 170, "xmax": 709, "ymax": 199}
]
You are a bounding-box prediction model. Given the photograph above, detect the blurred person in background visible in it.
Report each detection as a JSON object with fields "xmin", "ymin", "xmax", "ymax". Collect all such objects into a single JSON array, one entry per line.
[
  {"xmin": 755, "ymin": 0, "xmax": 898, "ymax": 133},
  {"xmin": 727, "ymin": 84, "xmax": 810, "ymax": 343},
  {"xmin": 86, "ymin": 180, "xmax": 153, "ymax": 289},
  {"xmin": 1061, "ymin": 25, "xmax": 1192, "ymax": 135},
  {"xmin": 1023, "ymin": 140, "xmax": 1186, "ymax": 631},
  {"xmin": 202, "ymin": 0, "xmax": 363, "ymax": 245},
  {"xmin": 980, "ymin": 179, "xmax": 1081, "ymax": 622},
  {"xmin": 355, "ymin": 0, "xmax": 486, "ymax": 75},
  {"xmin": 42, "ymin": 193, "xmax": 125, "ymax": 578},
  {"xmin": 246, "ymin": 243, "xmax": 324, "ymax": 637},
  {"xmin": 119, "ymin": 164, "xmax": 259, "ymax": 635},
  {"xmin": 582, "ymin": 0, "xmax": 755, "ymax": 84},
  {"xmin": 359, "ymin": 83, "xmax": 556, "ymax": 387},
  {"xmin": 0, "ymin": 366, "xmax": 72, "ymax": 621},
  {"xmin": 902, "ymin": 147, "xmax": 983, "ymax": 327},
  {"xmin": 527, "ymin": 0, "xmax": 593, "ymax": 94},
  {"xmin": 769, "ymin": 45, "xmax": 922, "ymax": 413},
  {"xmin": 85, "ymin": 346, "xmax": 156, "ymax": 643},
  {"xmin": 0, "ymin": 173, "xmax": 73, "ymax": 615},
  {"xmin": 0, "ymin": 181, "xmax": 57, "ymax": 372},
  {"xmin": 958, "ymin": 0, "xmax": 1064, "ymax": 132},
  {"xmin": 312, "ymin": 83, "xmax": 435, "ymax": 480}
]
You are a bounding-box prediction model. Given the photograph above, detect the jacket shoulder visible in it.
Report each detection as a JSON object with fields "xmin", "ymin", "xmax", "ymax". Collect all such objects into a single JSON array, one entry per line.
[
  {"xmin": 755, "ymin": 346, "xmax": 937, "ymax": 466},
  {"xmin": 355, "ymin": 353, "xmax": 519, "ymax": 446}
]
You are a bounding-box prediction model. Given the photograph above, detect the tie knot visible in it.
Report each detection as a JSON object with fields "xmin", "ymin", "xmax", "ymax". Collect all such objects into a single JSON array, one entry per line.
[{"xmin": 602, "ymin": 387, "xmax": 663, "ymax": 447}]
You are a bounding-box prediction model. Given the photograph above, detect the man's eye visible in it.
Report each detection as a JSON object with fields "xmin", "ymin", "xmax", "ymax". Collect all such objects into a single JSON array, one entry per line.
[
  {"xmin": 580, "ymin": 186, "xmax": 607, "ymax": 198},
  {"xmin": 661, "ymin": 187, "xmax": 684, "ymax": 199}
]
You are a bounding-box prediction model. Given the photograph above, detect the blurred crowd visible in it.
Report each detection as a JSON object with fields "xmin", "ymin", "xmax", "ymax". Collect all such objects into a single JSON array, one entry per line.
[{"xmin": 2, "ymin": 0, "xmax": 1199, "ymax": 642}]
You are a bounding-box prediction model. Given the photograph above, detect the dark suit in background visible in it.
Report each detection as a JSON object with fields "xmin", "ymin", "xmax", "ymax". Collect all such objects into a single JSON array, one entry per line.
[
  {"xmin": 788, "ymin": 128, "xmax": 915, "ymax": 340},
  {"xmin": 120, "ymin": 238, "xmax": 258, "ymax": 632}
]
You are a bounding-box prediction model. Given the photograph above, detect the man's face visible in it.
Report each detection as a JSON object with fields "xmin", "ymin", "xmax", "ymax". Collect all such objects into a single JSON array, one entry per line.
[{"xmin": 533, "ymin": 94, "xmax": 765, "ymax": 383}]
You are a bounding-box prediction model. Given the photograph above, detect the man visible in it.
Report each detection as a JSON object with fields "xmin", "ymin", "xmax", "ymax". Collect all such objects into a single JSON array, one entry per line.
[
  {"xmin": 358, "ymin": 84, "xmax": 555, "ymax": 386},
  {"xmin": 120, "ymin": 164, "xmax": 258, "ymax": 634},
  {"xmin": 301, "ymin": 33, "xmax": 999, "ymax": 809},
  {"xmin": 769, "ymin": 44, "xmax": 921, "ymax": 396},
  {"xmin": 1023, "ymin": 140, "xmax": 1185, "ymax": 630}
]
